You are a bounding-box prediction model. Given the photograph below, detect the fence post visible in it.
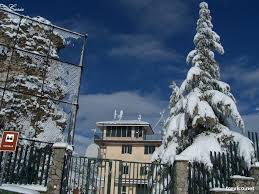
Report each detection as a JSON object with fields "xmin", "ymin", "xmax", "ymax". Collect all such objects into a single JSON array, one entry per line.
[
  {"xmin": 46, "ymin": 142, "xmax": 71, "ymax": 194},
  {"xmin": 174, "ymin": 159, "xmax": 189, "ymax": 194}
]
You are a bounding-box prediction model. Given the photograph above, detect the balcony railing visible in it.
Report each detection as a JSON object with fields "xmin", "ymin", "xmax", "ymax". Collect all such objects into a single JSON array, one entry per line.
[{"xmin": 94, "ymin": 133, "xmax": 162, "ymax": 141}]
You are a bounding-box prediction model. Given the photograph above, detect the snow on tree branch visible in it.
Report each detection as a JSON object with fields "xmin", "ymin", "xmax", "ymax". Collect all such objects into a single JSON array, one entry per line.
[{"xmin": 152, "ymin": 1, "xmax": 254, "ymax": 167}]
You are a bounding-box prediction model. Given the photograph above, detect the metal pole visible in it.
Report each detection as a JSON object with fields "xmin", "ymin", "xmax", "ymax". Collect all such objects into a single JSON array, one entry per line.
[{"xmin": 0, "ymin": 152, "xmax": 7, "ymax": 186}]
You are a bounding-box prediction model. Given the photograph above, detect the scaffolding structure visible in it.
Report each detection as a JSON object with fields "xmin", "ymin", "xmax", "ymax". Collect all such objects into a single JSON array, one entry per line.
[{"xmin": 0, "ymin": 8, "xmax": 87, "ymax": 144}]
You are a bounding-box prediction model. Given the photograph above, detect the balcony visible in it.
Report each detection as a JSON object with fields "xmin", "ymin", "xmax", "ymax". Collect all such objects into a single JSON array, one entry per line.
[{"xmin": 94, "ymin": 133, "xmax": 162, "ymax": 141}]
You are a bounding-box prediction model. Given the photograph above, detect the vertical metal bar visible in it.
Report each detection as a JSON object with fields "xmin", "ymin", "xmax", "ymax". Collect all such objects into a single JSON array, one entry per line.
[
  {"xmin": 98, "ymin": 159, "xmax": 103, "ymax": 194},
  {"xmin": 226, "ymin": 152, "xmax": 230, "ymax": 186},
  {"xmin": 188, "ymin": 163, "xmax": 191, "ymax": 194},
  {"xmin": 118, "ymin": 161, "xmax": 122, "ymax": 194},
  {"xmin": 81, "ymin": 158, "xmax": 85, "ymax": 193},
  {"xmin": 107, "ymin": 161, "xmax": 112, "ymax": 194},
  {"xmin": 230, "ymin": 143, "xmax": 235, "ymax": 185},
  {"xmin": 162, "ymin": 165, "xmax": 165, "ymax": 194},
  {"xmin": 103, "ymin": 160, "xmax": 107, "ymax": 194},
  {"xmin": 10, "ymin": 146, "xmax": 19, "ymax": 184},
  {"xmin": 69, "ymin": 157, "xmax": 74, "ymax": 193},
  {"xmin": 35, "ymin": 147, "xmax": 42, "ymax": 185},
  {"xmin": 147, "ymin": 164, "xmax": 150, "ymax": 194},
  {"xmin": 0, "ymin": 152, "xmax": 8, "ymax": 185},
  {"xmin": 5, "ymin": 152, "xmax": 12, "ymax": 183},
  {"xmin": 95, "ymin": 159, "xmax": 100, "ymax": 194},
  {"xmin": 113, "ymin": 161, "xmax": 116, "ymax": 194},
  {"xmin": 132, "ymin": 162, "xmax": 135, "ymax": 194},
  {"xmin": 78, "ymin": 157, "xmax": 82, "ymax": 190},
  {"xmin": 222, "ymin": 153, "xmax": 226, "ymax": 187},
  {"xmin": 19, "ymin": 145, "xmax": 28, "ymax": 184},
  {"xmin": 128, "ymin": 162, "xmax": 131, "ymax": 194},
  {"xmin": 39, "ymin": 146, "xmax": 47, "ymax": 185},
  {"xmin": 255, "ymin": 133, "xmax": 259, "ymax": 161},
  {"xmin": 69, "ymin": 34, "xmax": 88, "ymax": 145},
  {"xmin": 31, "ymin": 146, "xmax": 37, "ymax": 184},
  {"xmin": 44, "ymin": 147, "xmax": 52, "ymax": 187},
  {"xmin": 219, "ymin": 152, "xmax": 223, "ymax": 188},
  {"xmin": 27, "ymin": 145, "xmax": 35, "ymax": 184},
  {"xmin": 234, "ymin": 142, "xmax": 238, "ymax": 174},
  {"xmin": 16, "ymin": 145, "xmax": 24, "ymax": 184}
]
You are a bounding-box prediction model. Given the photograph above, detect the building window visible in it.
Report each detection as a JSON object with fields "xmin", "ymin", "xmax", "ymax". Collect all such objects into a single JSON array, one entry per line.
[
  {"xmin": 111, "ymin": 127, "xmax": 116, "ymax": 136},
  {"xmin": 122, "ymin": 145, "xmax": 132, "ymax": 154},
  {"xmin": 144, "ymin": 145, "xmax": 155, "ymax": 154},
  {"xmin": 123, "ymin": 165, "xmax": 129, "ymax": 174},
  {"xmin": 135, "ymin": 126, "xmax": 143, "ymax": 138},
  {"xmin": 140, "ymin": 166, "xmax": 148, "ymax": 176},
  {"xmin": 106, "ymin": 126, "xmax": 111, "ymax": 136},
  {"xmin": 127, "ymin": 126, "xmax": 132, "ymax": 137},
  {"xmin": 122, "ymin": 186, "xmax": 126, "ymax": 194},
  {"xmin": 106, "ymin": 126, "xmax": 132, "ymax": 137}
]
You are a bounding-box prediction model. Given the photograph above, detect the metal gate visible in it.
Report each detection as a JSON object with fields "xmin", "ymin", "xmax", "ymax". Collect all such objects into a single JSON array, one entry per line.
[{"xmin": 61, "ymin": 156, "xmax": 175, "ymax": 194}]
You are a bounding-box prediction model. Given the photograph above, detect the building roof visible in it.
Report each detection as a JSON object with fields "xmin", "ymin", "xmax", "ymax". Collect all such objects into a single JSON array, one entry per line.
[
  {"xmin": 96, "ymin": 120, "xmax": 150, "ymax": 126},
  {"xmin": 96, "ymin": 120, "xmax": 154, "ymax": 134}
]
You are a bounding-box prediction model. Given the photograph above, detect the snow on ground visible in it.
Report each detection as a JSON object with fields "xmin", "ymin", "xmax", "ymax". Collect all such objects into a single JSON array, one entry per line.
[{"xmin": 0, "ymin": 184, "xmax": 45, "ymax": 194}]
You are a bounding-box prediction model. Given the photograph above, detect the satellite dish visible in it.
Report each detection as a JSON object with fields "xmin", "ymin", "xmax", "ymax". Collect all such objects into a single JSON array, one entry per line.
[{"xmin": 85, "ymin": 143, "xmax": 100, "ymax": 158}]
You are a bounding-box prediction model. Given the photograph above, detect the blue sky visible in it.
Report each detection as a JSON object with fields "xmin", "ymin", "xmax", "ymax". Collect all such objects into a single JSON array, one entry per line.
[{"xmin": 3, "ymin": 0, "xmax": 259, "ymax": 153}]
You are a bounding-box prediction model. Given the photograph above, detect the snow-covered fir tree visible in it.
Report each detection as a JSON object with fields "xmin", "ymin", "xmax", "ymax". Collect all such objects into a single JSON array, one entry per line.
[
  {"xmin": 152, "ymin": 2, "xmax": 254, "ymax": 167},
  {"xmin": 0, "ymin": 5, "xmax": 68, "ymax": 142}
]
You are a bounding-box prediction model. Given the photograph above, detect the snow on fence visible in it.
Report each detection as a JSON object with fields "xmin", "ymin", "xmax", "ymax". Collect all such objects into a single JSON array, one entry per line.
[
  {"xmin": 0, "ymin": 138, "xmax": 53, "ymax": 187},
  {"xmin": 188, "ymin": 142, "xmax": 250, "ymax": 194}
]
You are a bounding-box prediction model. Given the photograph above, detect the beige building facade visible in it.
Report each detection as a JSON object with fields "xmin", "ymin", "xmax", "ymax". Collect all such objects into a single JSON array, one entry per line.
[
  {"xmin": 94, "ymin": 120, "xmax": 162, "ymax": 162},
  {"xmin": 94, "ymin": 119, "xmax": 162, "ymax": 194}
]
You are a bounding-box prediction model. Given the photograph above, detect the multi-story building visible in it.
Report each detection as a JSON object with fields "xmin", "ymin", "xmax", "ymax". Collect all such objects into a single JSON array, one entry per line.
[
  {"xmin": 93, "ymin": 119, "xmax": 162, "ymax": 194},
  {"xmin": 94, "ymin": 119, "xmax": 162, "ymax": 162}
]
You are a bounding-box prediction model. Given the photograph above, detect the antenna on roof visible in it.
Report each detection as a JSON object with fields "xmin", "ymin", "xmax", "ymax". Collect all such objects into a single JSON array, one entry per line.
[
  {"xmin": 114, "ymin": 109, "xmax": 117, "ymax": 120},
  {"xmin": 153, "ymin": 109, "xmax": 165, "ymax": 130},
  {"xmin": 118, "ymin": 110, "xmax": 123, "ymax": 120}
]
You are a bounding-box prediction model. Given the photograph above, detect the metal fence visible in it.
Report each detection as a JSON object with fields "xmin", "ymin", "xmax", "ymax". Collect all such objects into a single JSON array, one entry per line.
[
  {"xmin": 0, "ymin": 138, "xmax": 53, "ymax": 186},
  {"xmin": 188, "ymin": 142, "xmax": 249, "ymax": 194},
  {"xmin": 61, "ymin": 156, "xmax": 175, "ymax": 194},
  {"xmin": 0, "ymin": 8, "xmax": 87, "ymax": 144},
  {"xmin": 248, "ymin": 131, "xmax": 259, "ymax": 161}
]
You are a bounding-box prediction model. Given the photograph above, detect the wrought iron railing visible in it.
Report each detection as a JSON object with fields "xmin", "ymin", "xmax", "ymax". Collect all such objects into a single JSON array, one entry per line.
[
  {"xmin": 0, "ymin": 138, "xmax": 53, "ymax": 186},
  {"xmin": 188, "ymin": 142, "xmax": 249, "ymax": 194},
  {"xmin": 248, "ymin": 131, "xmax": 259, "ymax": 161},
  {"xmin": 62, "ymin": 156, "xmax": 174, "ymax": 194},
  {"xmin": 94, "ymin": 133, "xmax": 162, "ymax": 141}
]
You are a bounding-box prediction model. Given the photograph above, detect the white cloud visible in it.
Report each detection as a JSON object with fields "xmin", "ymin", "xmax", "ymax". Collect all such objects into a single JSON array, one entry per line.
[
  {"xmin": 117, "ymin": 0, "xmax": 192, "ymax": 35},
  {"xmin": 221, "ymin": 56, "xmax": 259, "ymax": 85},
  {"xmin": 109, "ymin": 34, "xmax": 183, "ymax": 63}
]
